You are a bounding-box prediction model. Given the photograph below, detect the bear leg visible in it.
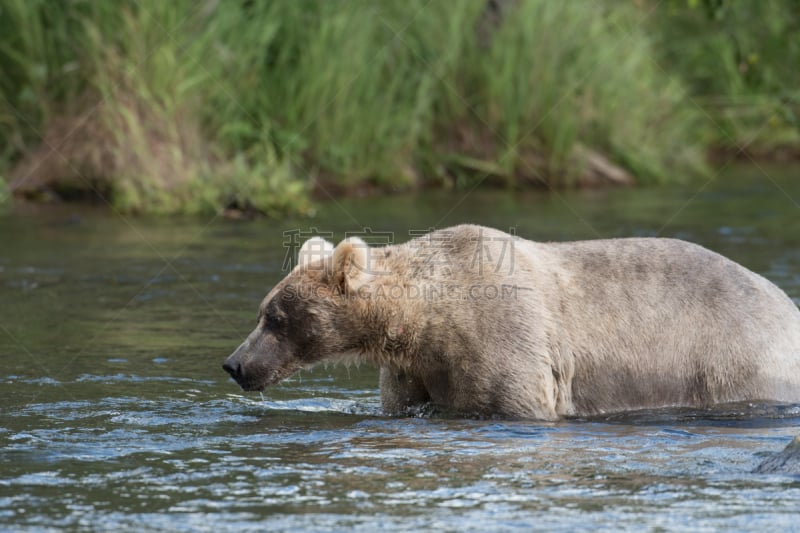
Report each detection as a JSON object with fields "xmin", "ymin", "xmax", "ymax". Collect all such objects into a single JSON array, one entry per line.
[{"xmin": 379, "ymin": 367, "xmax": 430, "ymax": 416}]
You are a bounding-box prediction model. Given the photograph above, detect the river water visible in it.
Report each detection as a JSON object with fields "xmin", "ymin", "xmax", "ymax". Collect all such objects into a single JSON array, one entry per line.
[{"xmin": 1, "ymin": 165, "xmax": 800, "ymax": 531}]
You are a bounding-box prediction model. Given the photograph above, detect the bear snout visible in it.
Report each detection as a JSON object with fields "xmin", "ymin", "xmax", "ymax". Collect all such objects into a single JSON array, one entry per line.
[
  {"xmin": 222, "ymin": 358, "xmax": 243, "ymax": 380},
  {"xmin": 222, "ymin": 355, "xmax": 260, "ymax": 390},
  {"xmin": 223, "ymin": 331, "xmax": 295, "ymax": 391},
  {"xmin": 223, "ymin": 346, "xmax": 253, "ymax": 388},
  {"xmin": 223, "ymin": 335, "xmax": 261, "ymax": 389}
]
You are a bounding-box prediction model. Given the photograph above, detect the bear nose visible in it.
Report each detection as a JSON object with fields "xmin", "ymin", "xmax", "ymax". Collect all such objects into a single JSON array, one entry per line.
[{"xmin": 222, "ymin": 360, "xmax": 243, "ymax": 379}]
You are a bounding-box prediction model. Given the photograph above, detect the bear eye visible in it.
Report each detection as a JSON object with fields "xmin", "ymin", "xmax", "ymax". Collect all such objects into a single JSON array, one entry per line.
[{"xmin": 265, "ymin": 314, "xmax": 285, "ymax": 330}]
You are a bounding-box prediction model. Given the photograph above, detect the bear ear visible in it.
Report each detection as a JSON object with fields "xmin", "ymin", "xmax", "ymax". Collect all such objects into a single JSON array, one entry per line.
[
  {"xmin": 298, "ymin": 236, "xmax": 334, "ymax": 269},
  {"xmin": 330, "ymin": 237, "xmax": 370, "ymax": 292}
]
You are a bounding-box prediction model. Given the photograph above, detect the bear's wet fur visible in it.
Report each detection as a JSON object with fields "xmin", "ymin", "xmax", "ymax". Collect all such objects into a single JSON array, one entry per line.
[{"xmin": 224, "ymin": 225, "xmax": 800, "ymax": 420}]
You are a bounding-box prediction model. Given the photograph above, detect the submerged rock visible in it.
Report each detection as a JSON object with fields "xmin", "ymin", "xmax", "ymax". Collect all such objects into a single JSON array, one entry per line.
[{"xmin": 754, "ymin": 435, "xmax": 800, "ymax": 475}]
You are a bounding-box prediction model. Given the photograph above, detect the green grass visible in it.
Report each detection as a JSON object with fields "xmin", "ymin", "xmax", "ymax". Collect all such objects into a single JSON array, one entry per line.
[
  {"xmin": 0, "ymin": 0, "xmax": 312, "ymax": 215},
  {"xmin": 0, "ymin": 0, "xmax": 795, "ymax": 215},
  {"xmin": 436, "ymin": 1, "xmax": 706, "ymax": 185},
  {"xmin": 0, "ymin": 174, "xmax": 8, "ymax": 208},
  {"xmin": 650, "ymin": 0, "xmax": 800, "ymax": 150}
]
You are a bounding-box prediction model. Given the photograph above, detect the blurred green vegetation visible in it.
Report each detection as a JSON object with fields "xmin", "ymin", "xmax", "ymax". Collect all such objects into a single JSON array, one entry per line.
[
  {"xmin": 0, "ymin": 174, "xmax": 8, "ymax": 208},
  {"xmin": 653, "ymin": 0, "xmax": 800, "ymax": 153},
  {"xmin": 0, "ymin": 0, "xmax": 796, "ymax": 215}
]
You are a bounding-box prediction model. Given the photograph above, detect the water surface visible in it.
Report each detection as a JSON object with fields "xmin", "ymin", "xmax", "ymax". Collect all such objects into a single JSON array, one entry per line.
[{"xmin": 1, "ymin": 164, "xmax": 800, "ymax": 531}]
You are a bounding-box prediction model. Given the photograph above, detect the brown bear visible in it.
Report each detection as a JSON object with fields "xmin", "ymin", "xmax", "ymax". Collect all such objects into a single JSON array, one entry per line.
[{"xmin": 223, "ymin": 225, "xmax": 800, "ymax": 420}]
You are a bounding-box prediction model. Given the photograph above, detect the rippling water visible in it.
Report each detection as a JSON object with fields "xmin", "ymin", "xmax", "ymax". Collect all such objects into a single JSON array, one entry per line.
[{"xmin": 2, "ymin": 165, "xmax": 800, "ymax": 531}]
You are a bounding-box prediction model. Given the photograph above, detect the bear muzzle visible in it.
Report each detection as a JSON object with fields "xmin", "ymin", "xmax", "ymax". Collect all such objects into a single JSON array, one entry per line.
[
  {"xmin": 223, "ymin": 356, "xmax": 275, "ymax": 391},
  {"xmin": 222, "ymin": 353, "xmax": 259, "ymax": 390},
  {"xmin": 222, "ymin": 358, "xmax": 243, "ymax": 381},
  {"xmin": 222, "ymin": 338, "xmax": 264, "ymax": 391},
  {"xmin": 223, "ymin": 333, "xmax": 299, "ymax": 391}
]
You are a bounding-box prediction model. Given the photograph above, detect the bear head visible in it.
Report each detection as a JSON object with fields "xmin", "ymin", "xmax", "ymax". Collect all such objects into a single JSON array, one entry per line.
[{"xmin": 222, "ymin": 235, "xmax": 380, "ymax": 392}]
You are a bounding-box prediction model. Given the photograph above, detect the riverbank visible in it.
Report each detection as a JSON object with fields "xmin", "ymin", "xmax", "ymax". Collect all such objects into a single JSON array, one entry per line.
[{"xmin": 1, "ymin": 0, "xmax": 797, "ymax": 215}]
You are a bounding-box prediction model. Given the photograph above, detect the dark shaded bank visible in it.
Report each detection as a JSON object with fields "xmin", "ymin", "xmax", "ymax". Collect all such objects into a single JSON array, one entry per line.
[{"xmin": 0, "ymin": 0, "xmax": 798, "ymax": 215}]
